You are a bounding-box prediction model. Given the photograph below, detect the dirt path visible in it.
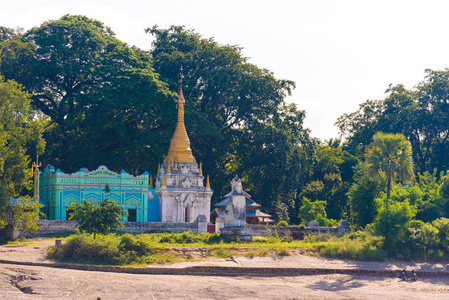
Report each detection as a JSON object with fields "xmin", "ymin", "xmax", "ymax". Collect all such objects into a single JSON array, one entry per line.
[
  {"xmin": 2, "ymin": 263, "xmax": 449, "ymax": 299},
  {"xmin": 1, "ymin": 238, "xmax": 449, "ymax": 299}
]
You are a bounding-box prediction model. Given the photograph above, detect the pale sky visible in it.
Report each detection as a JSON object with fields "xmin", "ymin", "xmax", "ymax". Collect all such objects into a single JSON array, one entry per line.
[{"xmin": 2, "ymin": 0, "xmax": 449, "ymax": 141}]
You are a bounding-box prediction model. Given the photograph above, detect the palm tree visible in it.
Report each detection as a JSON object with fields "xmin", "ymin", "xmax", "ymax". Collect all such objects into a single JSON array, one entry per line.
[{"xmin": 366, "ymin": 132, "xmax": 414, "ymax": 201}]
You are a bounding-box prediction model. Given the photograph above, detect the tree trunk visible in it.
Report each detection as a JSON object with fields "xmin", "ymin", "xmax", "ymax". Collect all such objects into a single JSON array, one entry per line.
[{"xmin": 386, "ymin": 176, "xmax": 391, "ymax": 208}]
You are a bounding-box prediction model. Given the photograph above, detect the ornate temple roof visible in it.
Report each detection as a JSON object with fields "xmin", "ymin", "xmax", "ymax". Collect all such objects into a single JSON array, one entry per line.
[
  {"xmin": 214, "ymin": 197, "xmax": 261, "ymax": 208},
  {"xmin": 215, "ymin": 190, "xmax": 261, "ymax": 208}
]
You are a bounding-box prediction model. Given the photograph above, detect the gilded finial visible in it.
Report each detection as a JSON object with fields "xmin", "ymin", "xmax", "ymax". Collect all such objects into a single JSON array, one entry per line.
[
  {"xmin": 167, "ymin": 161, "xmax": 171, "ymax": 173},
  {"xmin": 149, "ymin": 175, "xmax": 153, "ymax": 188},
  {"xmin": 162, "ymin": 174, "xmax": 166, "ymax": 187},
  {"xmin": 206, "ymin": 175, "xmax": 210, "ymax": 189},
  {"xmin": 199, "ymin": 162, "xmax": 203, "ymax": 174},
  {"xmin": 157, "ymin": 163, "xmax": 161, "ymax": 175}
]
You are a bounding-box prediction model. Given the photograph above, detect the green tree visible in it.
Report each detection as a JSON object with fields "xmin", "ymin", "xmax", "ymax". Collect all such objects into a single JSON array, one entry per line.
[
  {"xmin": 372, "ymin": 198, "xmax": 416, "ymax": 251},
  {"xmin": 1, "ymin": 15, "xmax": 173, "ymax": 174},
  {"xmin": 301, "ymin": 173, "xmax": 350, "ymax": 220},
  {"xmin": 0, "ymin": 197, "xmax": 43, "ymax": 236},
  {"xmin": 432, "ymin": 217, "xmax": 449, "ymax": 250},
  {"xmin": 0, "ymin": 77, "xmax": 45, "ymax": 215},
  {"xmin": 365, "ymin": 132, "xmax": 414, "ymax": 201},
  {"xmin": 298, "ymin": 197, "xmax": 327, "ymax": 224},
  {"xmin": 347, "ymin": 162, "xmax": 384, "ymax": 228},
  {"xmin": 440, "ymin": 172, "xmax": 449, "ymax": 199},
  {"xmin": 414, "ymin": 171, "xmax": 447, "ymax": 222},
  {"xmin": 337, "ymin": 70, "xmax": 449, "ymax": 175},
  {"xmin": 69, "ymin": 198, "xmax": 127, "ymax": 239},
  {"xmin": 408, "ymin": 222, "xmax": 439, "ymax": 260},
  {"xmin": 298, "ymin": 139, "xmax": 356, "ymax": 222}
]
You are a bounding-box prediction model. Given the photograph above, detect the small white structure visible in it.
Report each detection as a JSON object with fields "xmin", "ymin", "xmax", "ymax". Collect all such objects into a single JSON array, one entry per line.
[
  {"xmin": 156, "ymin": 161, "xmax": 212, "ymax": 222},
  {"xmin": 223, "ymin": 176, "xmax": 246, "ymax": 227},
  {"xmin": 219, "ymin": 176, "xmax": 252, "ymax": 241}
]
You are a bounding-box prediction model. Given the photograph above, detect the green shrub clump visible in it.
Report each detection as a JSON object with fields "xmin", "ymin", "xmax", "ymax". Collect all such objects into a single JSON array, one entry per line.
[
  {"xmin": 304, "ymin": 232, "xmax": 387, "ymax": 261},
  {"xmin": 47, "ymin": 233, "xmax": 171, "ymax": 265}
]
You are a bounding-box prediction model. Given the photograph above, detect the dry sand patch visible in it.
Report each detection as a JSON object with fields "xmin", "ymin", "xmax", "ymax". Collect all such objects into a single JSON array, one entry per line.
[{"xmin": 1, "ymin": 264, "xmax": 449, "ymax": 299}]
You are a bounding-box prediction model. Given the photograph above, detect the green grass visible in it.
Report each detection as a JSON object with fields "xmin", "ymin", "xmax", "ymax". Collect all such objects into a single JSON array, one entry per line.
[
  {"xmin": 302, "ymin": 233, "xmax": 387, "ymax": 261},
  {"xmin": 42, "ymin": 230, "xmax": 393, "ymax": 265}
]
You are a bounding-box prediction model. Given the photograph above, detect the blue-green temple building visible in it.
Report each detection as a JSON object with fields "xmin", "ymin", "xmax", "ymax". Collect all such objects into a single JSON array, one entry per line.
[{"xmin": 39, "ymin": 165, "xmax": 159, "ymax": 222}]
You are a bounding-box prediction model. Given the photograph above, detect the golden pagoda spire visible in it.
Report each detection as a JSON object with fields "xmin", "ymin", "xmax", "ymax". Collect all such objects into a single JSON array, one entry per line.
[
  {"xmin": 149, "ymin": 175, "xmax": 153, "ymax": 188},
  {"xmin": 164, "ymin": 72, "xmax": 196, "ymax": 163},
  {"xmin": 167, "ymin": 160, "xmax": 171, "ymax": 173},
  {"xmin": 162, "ymin": 174, "xmax": 167, "ymax": 187},
  {"xmin": 157, "ymin": 163, "xmax": 161, "ymax": 175},
  {"xmin": 199, "ymin": 162, "xmax": 203, "ymax": 174},
  {"xmin": 206, "ymin": 175, "xmax": 210, "ymax": 189}
]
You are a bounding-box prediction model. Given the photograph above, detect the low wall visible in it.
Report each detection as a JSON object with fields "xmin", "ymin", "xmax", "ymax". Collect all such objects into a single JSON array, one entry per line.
[
  {"xmin": 27, "ymin": 220, "xmax": 79, "ymax": 237},
  {"xmin": 121, "ymin": 222, "xmax": 197, "ymax": 233},
  {"xmin": 18, "ymin": 220, "xmax": 202, "ymax": 238},
  {"xmin": 247, "ymin": 224, "xmax": 348, "ymax": 240},
  {"xmin": 12, "ymin": 220, "xmax": 347, "ymax": 239},
  {"xmin": 247, "ymin": 225, "xmax": 305, "ymax": 239}
]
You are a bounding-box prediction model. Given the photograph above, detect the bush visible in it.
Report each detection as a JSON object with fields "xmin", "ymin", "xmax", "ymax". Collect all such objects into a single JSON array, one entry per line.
[
  {"xmin": 303, "ymin": 232, "xmax": 386, "ymax": 261},
  {"xmin": 118, "ymin": 234, "xmax": 152, "ymax": 254},
  {"xmin": 158, "ymin": 231, "xmax": 214, "ymax": 244},
  {"xmin": 297, "ymin": 224, "xmax": 306, "ymax": 230},
  {"xmin": 277, "ymin": 221, "xmax": 288, "ymax": 226},
  {"xmin": 47, "ymin": 233, "xmax": 174, "ymax": 265},
  {"xmin": 281, "ymin": 235, "xmax": 294, "ymax": 243},
  {"xmin": 317, "ymin": 234, "xmax": 387, "ymax": 261},
  {"xmin": 47, "ymin": 233, "xmax": 121, "ymax": 264},
  {"xmin": 372, "ymin": 199, "xmax": 416, "ymax": 252},
  {"xmin": 275, "ymin": 247, "xmax": 291, "ymax": 256}
]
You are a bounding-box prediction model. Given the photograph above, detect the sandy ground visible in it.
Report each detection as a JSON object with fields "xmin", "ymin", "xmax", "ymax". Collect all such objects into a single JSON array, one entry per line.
[{"xmin": 1, "ymin": 238, "xmax": 449, "ymax": 299}]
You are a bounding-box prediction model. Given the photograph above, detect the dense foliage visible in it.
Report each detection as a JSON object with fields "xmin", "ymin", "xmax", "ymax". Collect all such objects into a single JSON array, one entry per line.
[
  {"xmin": 337, "ymin": 69, "xmax": 449, "ymax": 175},
  {"xmin": 0, "ymin": 197, "xmax": 42, "ymax": 235},
  {"xmin": 0, "ymin": 76, "xmax": 44, "ymax": 212},
  {"xmin": 69, "ymin": 198, "xmax": 127, "ymax": 239},
  {"xmin": 0, "ymin": 15, "xmax": 174, "ymax": 174}
]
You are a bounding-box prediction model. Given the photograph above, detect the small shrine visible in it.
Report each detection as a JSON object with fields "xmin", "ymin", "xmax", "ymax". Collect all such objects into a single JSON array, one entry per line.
[
  {"xmin": 211, "ymin": 180, "xmax": 273, "ymax": 225},
  {"xmin": 214, "ymin": 176, "xmax": 253, "ymax": 241},
  {"xmin": 155, "ymin": 76, "xmax": 213, "ymax": 223}
]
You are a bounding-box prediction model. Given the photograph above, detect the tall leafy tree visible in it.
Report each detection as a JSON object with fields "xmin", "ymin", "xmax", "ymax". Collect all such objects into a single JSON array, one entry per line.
[
  {"xmin": 0, "ymin": 77, "xmax": 45, "ymax": 222},
  {"xmin": 347, "ymin": 162, "xmax": 384, "ymax": 228},
  {"xmin": 337, "ymin": 69, "xmax": 449, "ymax": 175},
  {"xmin": 2, "ymin": 197, "xmax": 43, "ymax": 236},
  {"xmin": 0, "ymin": 15, "xmax": 173, "ymax": 174},
  {"xmin": 365, "ymin": 132, "xmax": 414, "ymax": 200}
]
